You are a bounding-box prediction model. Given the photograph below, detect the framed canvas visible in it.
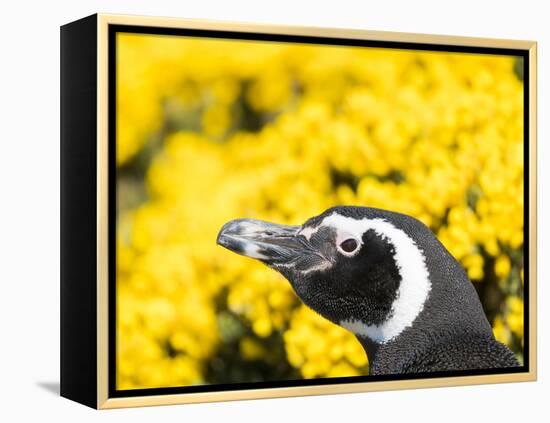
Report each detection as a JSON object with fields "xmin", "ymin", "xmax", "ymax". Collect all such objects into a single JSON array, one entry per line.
[{"xmin": 60, "ymin": 13, "xmax": 537, "ymax": 409}]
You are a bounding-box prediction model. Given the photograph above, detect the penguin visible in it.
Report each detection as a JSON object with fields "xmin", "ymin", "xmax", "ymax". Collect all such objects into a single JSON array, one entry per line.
[{"xmin": 217, "ymin": 206, "xmax": 520, "ymax": 375}]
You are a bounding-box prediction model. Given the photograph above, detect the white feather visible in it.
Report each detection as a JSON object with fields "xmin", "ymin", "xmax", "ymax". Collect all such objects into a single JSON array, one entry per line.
[
  {"xmin": 299, "ymin": 226, "xmax": 318, "ymax": 240},
  {"xmin": 318, "ymin": 213, "xmax": 431, "ymax": 343}
]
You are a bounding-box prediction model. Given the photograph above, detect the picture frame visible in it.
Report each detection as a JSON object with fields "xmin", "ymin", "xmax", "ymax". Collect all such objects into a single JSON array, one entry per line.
[{"xmin": 60, "ymin": 13, "xmax": 537, "ymax": 409}]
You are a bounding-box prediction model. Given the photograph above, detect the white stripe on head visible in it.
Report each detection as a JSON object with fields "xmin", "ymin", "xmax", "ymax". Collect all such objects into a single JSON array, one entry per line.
[
  {"xmin": 299, "ymin": 226, "xmax": 318, "ymax": 241},
  {"xmin": 317, "ymin": 213, "xmax": 431, "ymax": 344}
]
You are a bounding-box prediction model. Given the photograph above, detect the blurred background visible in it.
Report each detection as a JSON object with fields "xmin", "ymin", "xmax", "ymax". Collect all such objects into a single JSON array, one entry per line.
[{"xmin": 115, "ymin": 32, "xmax": 524, "ymax": 390}]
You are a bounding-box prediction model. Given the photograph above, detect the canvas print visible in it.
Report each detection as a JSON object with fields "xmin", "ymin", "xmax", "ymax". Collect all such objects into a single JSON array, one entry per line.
[{"xmin": 115, "ymin": 32, "xmax": 525, "ymax": 391}]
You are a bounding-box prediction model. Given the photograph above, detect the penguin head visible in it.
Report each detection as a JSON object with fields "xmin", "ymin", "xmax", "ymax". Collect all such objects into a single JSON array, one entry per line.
[{"xmin": 217, "ymin": 206, "xmax": 436, "ymax": 344}]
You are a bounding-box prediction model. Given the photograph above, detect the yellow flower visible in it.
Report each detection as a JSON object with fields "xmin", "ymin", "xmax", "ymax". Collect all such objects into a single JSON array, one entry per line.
[
  {"xmin": 495, "ymin": 255, "xmax": 512, "ymax": 279},
  {"xmin": 115, "ymin": 33, "xmax": 524, "ymax": 387},
  {"xmin": 506, "ymin": 297, "xmax": 524, "ymax": 337},
  {"xmin": 240, "ymin": 337, "xmax": 267, "ymax": 360}
]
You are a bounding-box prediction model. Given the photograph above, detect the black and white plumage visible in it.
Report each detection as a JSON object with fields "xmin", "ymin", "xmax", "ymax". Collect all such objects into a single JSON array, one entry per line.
[{"xmin": 217, "ymin": 206, "xmax": 519, "ymax": 375}]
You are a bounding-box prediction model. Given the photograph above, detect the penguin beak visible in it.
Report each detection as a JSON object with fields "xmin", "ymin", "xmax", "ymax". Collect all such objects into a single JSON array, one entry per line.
[{"xmin": 217, "ymin": 218, "xmax": 305, "ymax": 264}]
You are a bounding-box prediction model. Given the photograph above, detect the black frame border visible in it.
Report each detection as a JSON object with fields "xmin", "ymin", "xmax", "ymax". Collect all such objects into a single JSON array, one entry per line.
[
  {"xmin": 60, "ymin": 14, "xmax": 99, "ymax": 409},
  {"xmin": 107, "ymin": 24, "xmax": 531, "ymax": 399}
]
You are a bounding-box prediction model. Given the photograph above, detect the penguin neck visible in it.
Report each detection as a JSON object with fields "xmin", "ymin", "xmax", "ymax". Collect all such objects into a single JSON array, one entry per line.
[
  {"xmin": 354, "ymin": 329, "xmax": 436, "ymax": 373},
  {"xmin": 353, "ymin": 299, "xmax": 494, "ymax": 375},
  {"xmin": 355, "ymin": 335, "xmax": 382, "ymax": 366},
  {"xmin": 354, "ymin": 329, "xmax": 444, "ymax": 375},
  {"xmin": 353, "ymin": 243, "xmax": 495, "ymax": 374}
]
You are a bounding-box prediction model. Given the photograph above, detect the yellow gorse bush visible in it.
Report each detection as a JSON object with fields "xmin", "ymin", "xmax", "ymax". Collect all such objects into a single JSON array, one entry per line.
[{"xmin": 116, "ymin": 33, "xmax": 524, "ymax": 389}]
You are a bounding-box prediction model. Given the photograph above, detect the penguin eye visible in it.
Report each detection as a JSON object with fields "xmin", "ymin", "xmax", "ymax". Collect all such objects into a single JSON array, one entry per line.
[{"xmin": 339, "ymin": 238, "xmax": 359, "ymax": 254}]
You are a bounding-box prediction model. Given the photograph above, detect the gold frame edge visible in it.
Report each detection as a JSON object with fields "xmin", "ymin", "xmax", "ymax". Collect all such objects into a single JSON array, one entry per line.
[
  {"xmin": 95, "ymin": 13, "xmax": 538, "ymax": 409},
  {"xmin": 527, "ymin": 43, "xmax": 537, "ymax": 381},
  {"xmin": 97, "ymin": 14, "xmax": 110, "ymax": 409}
]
